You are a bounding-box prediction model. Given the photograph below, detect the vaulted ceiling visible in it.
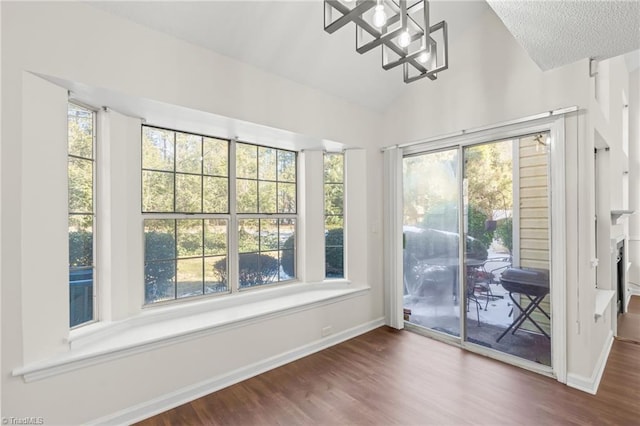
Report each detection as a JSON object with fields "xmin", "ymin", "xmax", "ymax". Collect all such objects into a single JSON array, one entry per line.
[{"xmin": 90, "ymin": 1, "xmax": 640, "ymax": 112}]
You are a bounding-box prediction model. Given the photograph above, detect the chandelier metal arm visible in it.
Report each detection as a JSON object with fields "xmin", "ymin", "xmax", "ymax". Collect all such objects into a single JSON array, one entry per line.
[
  {"xmin": 382, "ymin": 33, "xmax": 429, "ymax": 70},
  {"xmin": 324, "ymin": 0, "xmax": 376, "ymax": 34},
  {"xmin": 356, "ymin": 25, "xmax": 407, "ymax": 55},
  {"xmin": 382, "ymin": 43, "xmax": 428, "ymax": 74}
]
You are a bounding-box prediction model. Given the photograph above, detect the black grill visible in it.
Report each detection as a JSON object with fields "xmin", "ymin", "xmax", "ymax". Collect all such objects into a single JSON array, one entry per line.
[{"xmin": 500, "ymin": 267, "xmax": 549, "ymax": 296}]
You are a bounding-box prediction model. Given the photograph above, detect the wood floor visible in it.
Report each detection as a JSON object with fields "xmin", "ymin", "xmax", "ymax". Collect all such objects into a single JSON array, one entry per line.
[
  {"xmin": 618, "ymin": 295, "xmax": 640, "ymax": 344},
  {"xmin": 137, "ymin": 326, "xmax": 640, "ymax": 425}
]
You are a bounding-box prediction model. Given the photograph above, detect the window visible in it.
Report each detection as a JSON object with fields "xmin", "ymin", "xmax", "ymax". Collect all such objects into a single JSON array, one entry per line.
[
  {"xmin": 144, "ymin": 218, "xmax": 228, "ymax": 302},
  {"xmin": 236, "ymin": 143, "xmax": 296, "ymax": 214},
  {"xmin": 68, "ymin": 103, "xmax": 96, "ymax": 327},
  {"xmin": 142, "ymin": 126, "xmax": 297, "ymax": 304},
  {"xmin": 324, "ymin": 153, "xmax": 344, "ymax": 278},
  {"xmin": 142, "ymin": 126, "xmax": 228, "ymax": 213},
  {"xmin": 236, "ymin": 143, "xmax": 297, "ymax": 289}
]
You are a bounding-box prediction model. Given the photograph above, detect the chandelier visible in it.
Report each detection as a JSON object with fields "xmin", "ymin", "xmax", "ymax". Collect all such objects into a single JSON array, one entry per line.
[{"xmin": 324, "ymin": 0, "xmax": 448, "ymax": 83}]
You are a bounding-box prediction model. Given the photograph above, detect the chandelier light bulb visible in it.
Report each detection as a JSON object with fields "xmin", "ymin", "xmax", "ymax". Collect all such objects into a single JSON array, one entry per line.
[
  {"xmin": 398, "ymin": 30, "xmax": 411, "ymax": 48},
  {"xmin": 418, "ymin": 39, "xmax": 430, "ymax": 63},
  {"xmin": 372, "ymin": 4, "xmax": 387, "ymax": 28}
]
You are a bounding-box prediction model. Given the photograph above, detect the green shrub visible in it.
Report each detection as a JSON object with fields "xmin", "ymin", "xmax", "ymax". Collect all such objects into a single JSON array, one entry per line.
[
  {"xmin": 213, "ymin": 253, "xmax": 279, "ymax": 288},
  {"xmin": 177, "ymin": 232, "xmax": 201, "ymax": 257},
  {"xmin": 495, "ymin": 217, "xmax": 513, "ymax": 253},
  {"xmin": 144, "ymin": 231, "xmax": 176, "ymax": 302},
  {"xmin": 466, "ymin": 236, "xmax": 488, "ymax": 261},
  {"xmin": 325, "ymin": 228, "xmax": 344, "ymax": 277},
  {"xmin": 467, "ymin": 204, "xmax": 494, "ymax": 249},
  {"xmin": 69, "ymin": 231, "xmax": 93, "ymax": 267},
  {"xmin": 281, "ymin": 236, "xmax": 295, "ymax": 278}
]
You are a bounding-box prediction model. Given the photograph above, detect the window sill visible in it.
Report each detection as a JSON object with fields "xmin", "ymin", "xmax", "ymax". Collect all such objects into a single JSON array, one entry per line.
[
  {"xmin": 13, "ymin": 280, "xmax": 368, "ymax": 382},
  {"xmin": 594, "ymin": 288, "xmax": 615, "ymax": 319}
]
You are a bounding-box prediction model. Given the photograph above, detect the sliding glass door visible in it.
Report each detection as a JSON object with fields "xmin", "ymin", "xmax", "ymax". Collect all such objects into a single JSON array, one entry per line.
[
  {"xmin": 403, "ymin": 148, "xmax": 460, "ymax": 338},
  {"xmin": 403, "ymin": 133, "xmax": 552, "ymax": 367},
  {"xmin": 463, "ymin": 135, "xmax": 551, "ymax": 366}
]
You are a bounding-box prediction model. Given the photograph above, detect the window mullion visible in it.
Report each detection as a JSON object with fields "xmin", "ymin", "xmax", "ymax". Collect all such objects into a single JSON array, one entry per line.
[
  {"xmin": 172, "ymin": 132, "xmax": 177, "ymax": 212},
  {"xmin": 229, "ymin": 140, "xmax": 239, "ymax": 293}
]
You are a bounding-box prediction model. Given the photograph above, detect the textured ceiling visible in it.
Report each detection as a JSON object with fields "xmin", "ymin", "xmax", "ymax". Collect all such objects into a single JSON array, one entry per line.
[{"xmin": 486, "ymin": 0, "xmax": 640, "ymax": 71}]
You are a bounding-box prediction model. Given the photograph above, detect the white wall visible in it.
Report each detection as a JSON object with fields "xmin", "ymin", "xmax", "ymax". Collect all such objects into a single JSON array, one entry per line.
[
  {"xmin": 588, "ymin": 55, "xmax": 633, "ymax": 384},
  {"xmin": 1, "ymin": 2, "xmax": 384, "ymax": 423},
  {"xmin": 627, "ymin": 69, "xmax": 640, "ymax": 293},
  {"xmin": 381, "ymin": 8, "xmax": 615, "ymax": 382}
]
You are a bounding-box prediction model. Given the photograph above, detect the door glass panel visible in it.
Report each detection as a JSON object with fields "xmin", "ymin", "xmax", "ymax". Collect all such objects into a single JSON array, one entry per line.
[
  {"xmin": 403, "ymin": 149, "xmax": 460, "ymax": 338},
  {"xmin": 463, "ymin": 135, "xmax": 551, "ymax": 366}
]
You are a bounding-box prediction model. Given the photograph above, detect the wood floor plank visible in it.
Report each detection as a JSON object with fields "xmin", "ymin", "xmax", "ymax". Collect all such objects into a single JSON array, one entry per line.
[
  {"xmin": 618, "ymin": 295, "xmax": 640, "ymax": 343},
  {"xmin": 618, "ymin": 313, "xmax": 640, "ymax": 343},
  {"xmin": 136, "ymin": 327, "xmax": 640, "ymax": 425},
  {"xmin": 628, "ymin": 295, "xmax": 640, "ymax": 314}
]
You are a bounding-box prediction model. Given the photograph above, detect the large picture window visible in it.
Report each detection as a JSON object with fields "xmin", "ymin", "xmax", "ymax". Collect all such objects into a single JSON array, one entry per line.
[
  {"xmin": 68, "ymin": 103, "xmax": 96, "ymax": 327},
  {"xmin": 142, "ymin": 126, "xmax": 297, "ymax": 305}
]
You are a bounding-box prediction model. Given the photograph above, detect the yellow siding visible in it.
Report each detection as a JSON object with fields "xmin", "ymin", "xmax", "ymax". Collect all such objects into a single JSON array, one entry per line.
[
  {"xmin": 520, "ymin": 197, "xmax": 548, "ymax": 208},
  {"xmin": 521, "ymin": 249, "xmax": 549, "ymax": 262},
  {"xmin": 520, "ymin": 239, "xmax": 549, "ymax": 250},
  {"xmin": 520, "ymin": 218, "xmax": 549, "ymax": 229},
  {"xmin": 518, "ymin": 136, "xmax": 551, "ymax": 336},
  {"xmin": 519, "ymin": 156, "xmax": 547, "ymax": 168},
  {"xmin": 519, "ymin": 144, "xmax": 546, "ymax": 157},
  {"xmin": 520, "ymin": 259, "xmax": 551, "ymax": 270},
  {"xmin": 520, "ymin": 176, "xmax": 548, "ymax": 188},
  {"xmin": 520, "ymin": 187, "xmax": 548, "ymax": 199},
  {"xmin": 520, "ymin": 208, "xmax": 549, "ymax": 219},
  {"xmin": 520, "ymin": 165, "xmax": 548, "ymax": 178},
  {"xmin": 520, "ymin": 229, "xmax": 549, "ymax": 240}
]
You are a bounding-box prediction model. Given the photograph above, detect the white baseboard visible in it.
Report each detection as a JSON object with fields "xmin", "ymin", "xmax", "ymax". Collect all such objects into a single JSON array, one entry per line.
[
  {"xmin": 566, "ymin": 330, "xmax": 614, "ymax": 395},
  {"xmin": 88, "ymin": 317, "xmax": 385, "ymax": 426}
]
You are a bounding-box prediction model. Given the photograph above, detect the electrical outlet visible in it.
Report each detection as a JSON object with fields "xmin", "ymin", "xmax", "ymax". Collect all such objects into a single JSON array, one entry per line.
[{"xmin": 321, "ymin": 326, "xmax": 332, "ymax": 337}]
